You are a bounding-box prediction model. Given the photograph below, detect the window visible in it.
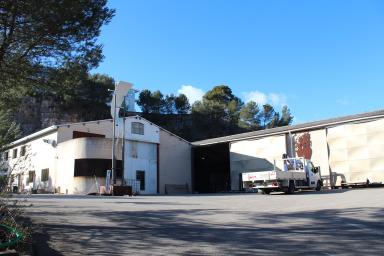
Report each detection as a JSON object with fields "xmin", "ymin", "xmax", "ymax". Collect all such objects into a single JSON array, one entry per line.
[
  {"xmin": 130, "ymin": 141, "xmax": 138, "ymax": 158},
  {"xmin": 28, "ymin": 171, "xmax": 35, "ymax": 183},
  {"xmin": 73, "ymin": 131, "xmax": 105, "ymax": 139},
  {"xmin": 20, "ymin": 146, "xmax": 26, "ymax": 157},
  {"xmin": 136, "ymin": 170, "xmax": 145, "ymax": 191},
  {"xmin": 41, "ymin": 169, "xmax": 49, "ymax": 182},
  {"xmin": 12, "ymin": 149, "xmax": 18, "ymax": 159},
  {"xmin": 131, "ymin": 122, "xmax": 144, "ymax": 135},
  {"xmin": 3, "ymin": 151, "xmax": 8, "ymax": 160},
  {"xmin": 74, "ymin": 159, "xmax": 122, "ymax": 178}
]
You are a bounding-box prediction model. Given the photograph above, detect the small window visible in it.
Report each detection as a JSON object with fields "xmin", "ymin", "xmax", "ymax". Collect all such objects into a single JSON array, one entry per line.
[
  {"xmin": 130, "ymin": 141, "xmax": 138, "ymax": 158},
  {"xmin": 20, "ymin": 146, "xmax": 26, "ymax": 156},
  {"xmin": 136, "ymin": 170, "xmax": 145, "ymax": 191},
  {"xmin": 12, "ymin": 149, "xmax": 18, "ymax": 159},
  {"xmin": 131, "ymin": 122, "xmax": 144, "ymax": 135},
  {"xmin": 41, "ymin": 169, "xmax": 49, "ymax": 182},
  {"xmin": 28, "ymin": 171, "xmax": 35, "ymax": 183},
  {"xmin": 3, "ymin": 151, "xmax": 8, "ymax": 160}
]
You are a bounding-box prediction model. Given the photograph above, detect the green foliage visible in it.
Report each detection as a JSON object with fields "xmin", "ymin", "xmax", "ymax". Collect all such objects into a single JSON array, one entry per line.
[
  {"xmin": 0, "ymin": 0, "xmax": 114, "ymax": 85},
  {"xmin": 141, "ymin": 85, "xmax": 294, "ymax": 141},
  {"xmin": 0, "ymin": 0, "xmax": 115, "ymax": 120},
  {"xmin": 57, "ymin": 73, "xmax": 115, "ymax": 120},
  {"xmin": 137, "ymin": 90, "xmax": 191, "ymax": 114},
  {"xmin": 279, "ymin": 105, "xmax": 294, "ymax": 126},
  {"xmin": 0, "ymin": 110, "xmax": 21, "ymax": 149},
  {"xmin": 191, "ymin": 85, "xmax": 244, "ymax": 137},
  {"xmin": 174, "ymin": 94, "xmax": 190, "ymax": 114},
  {"xmin": 239, "ymin": 101, "xmax": 260, "ymax": 129}
]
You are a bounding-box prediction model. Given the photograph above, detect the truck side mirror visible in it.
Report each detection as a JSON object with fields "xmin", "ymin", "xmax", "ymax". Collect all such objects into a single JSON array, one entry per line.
[{"xmin": 313, "ymin": 166, "xmax": 320, "ymax": 174}]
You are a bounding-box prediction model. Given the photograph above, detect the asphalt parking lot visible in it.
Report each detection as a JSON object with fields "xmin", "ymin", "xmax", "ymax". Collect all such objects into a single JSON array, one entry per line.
[{"xmin": 20, "ymin": 188, "xmax": 384, "ymax": 255}]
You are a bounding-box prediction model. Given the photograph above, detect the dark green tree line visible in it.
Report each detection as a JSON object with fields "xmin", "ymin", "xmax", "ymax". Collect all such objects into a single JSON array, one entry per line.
[
  {"xmin": 137, "ymin": 85, "xmax": 294, "ymax": 141},
  {"xmin": 137, "ymin": 89, "xmax": 191, "ymax": 114}
]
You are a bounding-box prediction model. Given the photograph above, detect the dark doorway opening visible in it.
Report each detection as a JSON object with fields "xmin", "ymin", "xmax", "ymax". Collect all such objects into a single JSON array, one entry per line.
[{"xmin": 193, "ymin": 143, "xmax": 230, "ymax": 193}]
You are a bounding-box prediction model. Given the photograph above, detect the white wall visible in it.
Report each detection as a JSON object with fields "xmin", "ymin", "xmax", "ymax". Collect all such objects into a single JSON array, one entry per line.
[
  {"xmin": 56, "ymin": 137, "xmax": 122, "ymax": 194},
  {"xmin": 159, "ymin": 129, "xmax": 191, "ymax": 194},
  {"xmin": 57, "ymin": 120, "xmax": 113, "ymax": 143},
  {"xmin": 57, "ymin": 117, "xmax": 160, "ymax": 144},
  {"xmin": 293, "ymin": 130, "xmax": 330, "ymax": 185},
  {"xmin": 327, "ymin": 119, "xmax": 384, "ymax": 186},
  {"xmin": 230, "ymin": 135, "xmax": 287, "ymax": 190},
  {"xmin": 6, "ymin": 131, "xmax": 58, "ymax": 193},
  {"xmin": 124, "ymin": 140, "xmax": 157, "ymax": 194},
  {"xmin": 120, "ymin": 117, "xmax": 160, "ymax": 144}
]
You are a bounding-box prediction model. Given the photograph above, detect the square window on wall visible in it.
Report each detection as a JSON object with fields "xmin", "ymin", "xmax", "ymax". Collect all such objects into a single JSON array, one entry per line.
[
  {"xmin": 131, "ymin": 122, "xmax": 144, "ymax": 135},
  {"xmin": 12, "ymin": 149, "xmax": 17, "ymax": 159},
  {"xmin": 41, "ymin": 169, "xmax": 49, "ymax": 182},
  {"xmin": 20, "ymin": 146, "xmax": 26, "ymax": 156},
  {"xmin": 130, "ymin": 141, "xmax": 138, "ymax": 158},
  {"xmin": 28, "ymin": 171, "xmax": 35, "ymax": 183}
]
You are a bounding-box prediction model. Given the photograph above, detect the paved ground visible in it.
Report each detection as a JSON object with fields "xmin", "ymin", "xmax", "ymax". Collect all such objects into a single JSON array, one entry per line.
[{"xmin": 18, "ymin": 188, "xmax": 384, "ymax": 255}]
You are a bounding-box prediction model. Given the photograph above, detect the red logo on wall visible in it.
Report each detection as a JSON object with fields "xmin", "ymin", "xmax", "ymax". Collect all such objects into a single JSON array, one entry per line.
[{"xmin": 295, "ymin": 132, "xmax": 312, "ymax": 159}]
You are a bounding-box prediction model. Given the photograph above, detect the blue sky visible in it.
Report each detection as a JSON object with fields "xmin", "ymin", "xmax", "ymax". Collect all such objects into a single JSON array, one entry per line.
[{"xmin": 93, "ymin": 0, "xmax": 384, "ymax": 123}]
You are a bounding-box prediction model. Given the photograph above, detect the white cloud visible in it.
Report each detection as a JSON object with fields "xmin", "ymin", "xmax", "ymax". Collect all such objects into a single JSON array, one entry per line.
[
  {"xmin": 242, "ymin": 91, "xmax": 267, "ymax": 105},
  {"xmin": 242, "ymin": 91, "xmax": 287, "ymax": 107},
  {"xmin": 177, "ymin": 85, "xmax": 205, "ymax": 104}
]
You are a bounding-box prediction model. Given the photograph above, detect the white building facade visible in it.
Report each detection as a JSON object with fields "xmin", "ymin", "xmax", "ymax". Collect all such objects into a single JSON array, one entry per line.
[{"xmin": 3, "ymin": 116, "xmax": 191, "ymax": 195}]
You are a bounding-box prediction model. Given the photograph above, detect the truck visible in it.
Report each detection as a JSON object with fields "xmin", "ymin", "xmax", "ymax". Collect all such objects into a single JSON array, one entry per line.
[{"xmin": 241, "ymin": 157, "xmax": 322, "ymax": 194}]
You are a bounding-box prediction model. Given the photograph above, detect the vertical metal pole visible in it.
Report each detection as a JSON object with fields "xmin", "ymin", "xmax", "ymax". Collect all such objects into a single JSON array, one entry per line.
[
  {"xmin": 289, "ymin": 131, "xmax": 294, "ymax": 158},
  {"xmin": 121, "ymin": 96, "xmax": 126, "ymax": 186},
  {"xmin": 112, "ymin": 92, "xmax": 116, "ymax": 186}
]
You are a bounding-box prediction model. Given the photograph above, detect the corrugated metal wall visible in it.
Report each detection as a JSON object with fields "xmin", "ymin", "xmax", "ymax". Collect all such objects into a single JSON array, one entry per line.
[{"xmin": 327, "ymin": 119, "xmax": 384, "ymax": 186}]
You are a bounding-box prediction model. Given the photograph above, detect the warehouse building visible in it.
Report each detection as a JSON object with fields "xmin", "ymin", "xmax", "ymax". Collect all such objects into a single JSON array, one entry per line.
[
  {"xmin": 3, "ymin": 116, "xmax": 191, "ymax": 195},
  {"xmin": 192, "ymin": 109, "xmax": 384, "ymax": 193}
]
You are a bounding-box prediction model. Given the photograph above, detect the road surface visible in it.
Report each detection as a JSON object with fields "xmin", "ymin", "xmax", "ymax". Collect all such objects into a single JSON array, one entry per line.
[{"xmin": 19, "ymin": 188, "xmax": 384, "ymax": 255}]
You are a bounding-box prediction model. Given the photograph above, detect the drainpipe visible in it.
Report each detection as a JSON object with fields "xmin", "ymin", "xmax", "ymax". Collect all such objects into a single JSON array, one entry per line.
[
  {"xmin": 289, "ymin": 131, "xmax": 294, "ymax": 158},
  {"xmin": 121, "ymin": 95, "xmax": 127, "ymax": 186},
  {"xmin": 111, "ymin": 91, "xmax": 117, "ymax": 186}
]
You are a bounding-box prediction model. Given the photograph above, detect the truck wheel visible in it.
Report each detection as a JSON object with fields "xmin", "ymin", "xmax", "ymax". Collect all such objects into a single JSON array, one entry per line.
[
  {"xmin": 261, "ymin": 189, "xmax": 270, "ymax": 195},
  {"xmin": 315, "ymin": 181, "xmax": 321, "ymax": 191},
  {"xmin": 287, "ymin": 180, "xmax": 295, "ymax": 194}
]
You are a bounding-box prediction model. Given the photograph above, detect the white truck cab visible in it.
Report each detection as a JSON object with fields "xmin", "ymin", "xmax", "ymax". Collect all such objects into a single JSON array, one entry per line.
[{"xmin": 242, "ymin": 157, "xmax": 322, "ymax": 194}]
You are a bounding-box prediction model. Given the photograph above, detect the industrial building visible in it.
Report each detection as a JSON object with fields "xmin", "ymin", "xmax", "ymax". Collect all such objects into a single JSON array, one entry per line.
[
  {"xmin": 3, "ymin": 116, "xmax": 191, "ymax": 195},
  {"xmin": 3, "ymin": 108, "xmax": 384, "ymax": 195},
  {"xmin": 192, "ymin": 109, "xmax": 384, "ymax": 193}
]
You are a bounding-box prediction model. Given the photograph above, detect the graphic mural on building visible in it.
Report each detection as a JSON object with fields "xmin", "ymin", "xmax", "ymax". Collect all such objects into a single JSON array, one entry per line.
[{"xmin": 295, "ymin": 132, "xmax": 312, "ymax": 159}]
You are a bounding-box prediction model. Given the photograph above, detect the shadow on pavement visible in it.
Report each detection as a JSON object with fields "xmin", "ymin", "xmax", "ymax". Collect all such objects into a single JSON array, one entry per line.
[{"xmin": 28, "ymin": 206, "xmax": 384, "ymax": 255}]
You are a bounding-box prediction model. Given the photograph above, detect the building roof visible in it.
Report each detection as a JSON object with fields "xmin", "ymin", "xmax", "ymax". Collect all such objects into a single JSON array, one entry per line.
[
  {"xmin": 6, "ymin": 116, "xmax": 191, "ymax": 148},
  {"xmin": 192, "ymin": 109, "xmax": 384, "ymax": 146}
]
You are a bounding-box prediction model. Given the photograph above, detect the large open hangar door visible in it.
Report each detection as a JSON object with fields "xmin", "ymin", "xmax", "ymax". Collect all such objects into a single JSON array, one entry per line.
[{"xmin": 193, "ymin": 143, "xmax": 230, "ymax": 193}]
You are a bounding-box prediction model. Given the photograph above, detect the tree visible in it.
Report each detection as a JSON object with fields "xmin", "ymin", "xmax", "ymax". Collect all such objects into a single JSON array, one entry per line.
[
  {"xmin": 137, "ymin": 89, "xmax": 153, "ymax": 113},
  {"xmin": 0, "ymin": 110, "xmax": 21, "ymax": 149},
  {"xmin": 192, "ymin": 85, "xmax": 244, "ymax": 137},
  {"xmin": 0, "ymin": 0, "xmax": 115, "ymax": 106},
  {"xmin": 259, "ymin": 104, "xmax": 276, "ymax": 128},
  {"xmin": 278, "ymin": 105, "xmax": 294, "ymax": 126},
  {"xmin": 203, "ymin": 85, "xmax": 241, "ymax": 106},
  {"xmin": 162, "ymin": 94, "xmax": 175, "ymax": 114},
  {"xmin": 137, "ymin": 90, "xmax": 191, "ymax": 115},
  {"xmin": 59, "ymin": 73, "xmax": 115, "ymax": 120},
  {"xmin": 239, "ymin": 101, "xmax": 260, "ymax": 129},
  {"xmin": 174, "ymin": 94, "xmax": 190, "ymax": 114},
  {"xmin": 136, "ymin": 86, "xmax": 295, "ymax": 141}
]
